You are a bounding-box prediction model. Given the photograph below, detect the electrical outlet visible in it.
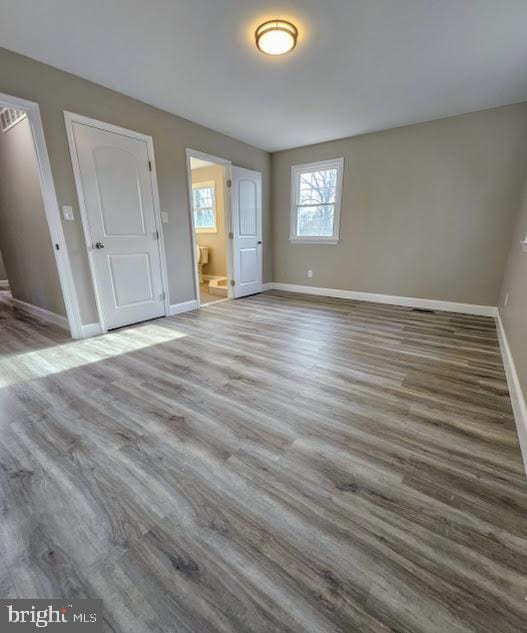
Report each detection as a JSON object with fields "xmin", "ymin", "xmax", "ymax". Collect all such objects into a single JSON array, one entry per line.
[
  {"xmin": 307, "ymin": 269, "xmax": 313, "ymax": 279},
  {"xmin": 161, "ymin": 211, "xmax": 169, "ymax": 223},
  {"xmin": 504, "ymin": 293, "xmax": 509, "ymax": 306}
]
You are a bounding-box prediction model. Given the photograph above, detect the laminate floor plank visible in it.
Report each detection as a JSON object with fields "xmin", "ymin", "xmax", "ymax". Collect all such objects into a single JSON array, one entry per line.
[{"xmin": 0, "ymin": 289, "xmax": 525, "ymax": 632}]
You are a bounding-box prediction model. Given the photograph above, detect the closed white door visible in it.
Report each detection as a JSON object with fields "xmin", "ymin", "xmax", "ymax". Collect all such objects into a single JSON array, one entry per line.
[
  {"xmin": 69, "ymin": 121, "xmax": 166, "ymax": 330},
  {"xmin": 231, "ymin": 166, "xmax": 262, "ymax": 298}
]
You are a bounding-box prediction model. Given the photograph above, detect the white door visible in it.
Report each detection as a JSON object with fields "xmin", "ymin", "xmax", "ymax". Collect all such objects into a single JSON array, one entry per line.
[
  {"xmin": 231, "ymin": 166, "xmax": 263, "ymax": 298},
  {"xmin": 69, "ymin": 121, "xmax": 166, "ymax": 330}
]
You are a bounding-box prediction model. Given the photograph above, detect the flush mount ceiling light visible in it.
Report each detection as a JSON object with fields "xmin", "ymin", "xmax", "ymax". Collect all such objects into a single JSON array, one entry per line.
[{"xmin": 255, "ymin": 20, "xmax": 298, "ymax": 55}]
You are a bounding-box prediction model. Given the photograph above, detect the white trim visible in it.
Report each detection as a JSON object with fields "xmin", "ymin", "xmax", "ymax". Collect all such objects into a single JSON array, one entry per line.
[
  {"xmin": 262, "ymin": 282, "xmax": 273, "ymax": 291},
  {"xmin": 80, "ymin": 322, "xmax": 103, "ymax": 338},
  {"xmin": 185, "ymin": 148, "xmax": 233, "ymax": 308},
  {"xmin": 169, "ymin": 299, "xmax": 199, "ymax": 316},
  {"xmin": 11, "ymin": 297, "xmax": 69, "ymax": 330},
  {"xmin": 290, "ymin": 157, "xmax": 344, "ymax": 245},
  {"xmin": 64, "ymin": 111, "xmax": 170, "ymax": 332},
  {"xmin": 0, "ymin": 280, "xmax": 9, "ymax": 290},
  {"xmin": 495, "ymin": 311, "xmax": 527, "ymax": 475},
  {"xmin": 265, "ymin": 282, "xmax": 497, "ymax": 317},
  {"xmin": 0, "ymin": 92, "xmax": 83, "ymax": 338}
]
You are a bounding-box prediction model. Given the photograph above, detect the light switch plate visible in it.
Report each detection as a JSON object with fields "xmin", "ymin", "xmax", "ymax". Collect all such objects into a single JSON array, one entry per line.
[
  {"xmin": 62, "ymin": 205, "xmax": 74, "ymax": 221},
  {"xmin": 161, "ymin": 211, "xmax": 169, "ymax": 223},
  {"xmin": 521, "ymin": 239, "xmax": 527, "ymax": 253}
]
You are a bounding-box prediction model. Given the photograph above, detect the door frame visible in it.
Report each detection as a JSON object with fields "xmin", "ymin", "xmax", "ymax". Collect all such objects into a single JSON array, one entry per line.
[
  {"xmin": 0, "ymin": 92, "xmax": 84, "ymax": 338},
  {"xmin": 185, "ymin": 148, "xmax": 233, "ymax": 307},
  {"xmin": 64, "ymin": 111, "xmax": 170, "ymax": 332}
]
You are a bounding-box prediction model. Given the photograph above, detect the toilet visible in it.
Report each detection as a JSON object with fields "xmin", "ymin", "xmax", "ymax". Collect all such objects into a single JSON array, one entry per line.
[{"xmin": 196, "ymin": 245, "xmax": 208, "ymax": 283}]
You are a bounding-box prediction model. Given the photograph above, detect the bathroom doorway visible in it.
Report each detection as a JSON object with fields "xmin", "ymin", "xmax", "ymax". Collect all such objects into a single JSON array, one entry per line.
[{"xmin": 187, "ymin": 151, "xmax": 232, "ymax": 306}]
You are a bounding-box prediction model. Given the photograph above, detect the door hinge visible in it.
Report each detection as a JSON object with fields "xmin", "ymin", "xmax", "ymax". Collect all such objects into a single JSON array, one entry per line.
[
  {"xmin": 226, "ymin": 179, "xmax": 232, "ymax": 188},
  {"xmin": 148, "ymin": 160, "xmax": 152, "ymax": 172},
  {"xmin": 153, "ymin": 230, "xmax": 160, "ymax": 240},
  {"xmin": 228, "ymin": 232, "xmax": 234, "ymax": 239},
  {"xmin": 55, "ymin": 243, "xmax": 60, "ymax": 251},
  {"xmin": 230, "ymin": 280, "xmax": 235, "ymax": 287}
]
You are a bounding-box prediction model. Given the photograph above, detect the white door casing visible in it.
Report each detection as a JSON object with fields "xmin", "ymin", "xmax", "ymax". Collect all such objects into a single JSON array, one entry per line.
[
  {"xmin": 231, "ymin": 166, "xmax": 263, "ymax": 298},
  {"xmin": 66, "ymin": 115, "xmax": 167, "ymax": 331}
]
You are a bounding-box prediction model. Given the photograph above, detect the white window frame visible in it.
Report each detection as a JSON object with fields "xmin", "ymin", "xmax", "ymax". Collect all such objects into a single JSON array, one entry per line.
[
  {"xmin": 192, "ymin": 180, "xmax": 217, "ymax": 233},
  {"xmin": 289, "ymin": 157, "xmax": 344, "ymax": 245}
]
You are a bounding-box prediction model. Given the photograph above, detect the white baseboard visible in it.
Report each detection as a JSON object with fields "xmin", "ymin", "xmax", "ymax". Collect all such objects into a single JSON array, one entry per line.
[
  {"xmin": 495, "ymin": 311, "xmax": 527, "ymax": 474},
  {"xmin": 11, "ymin": 297, "xmax": 69, "ymax": 330},
  {"xmin": 266, "ymin": 283, "xmax": 497, "ymax": 317},
  {"xmin": 0, "ymin": 279, "xmax": 9, "ymax": 290},
  {"xmin": 79, "ymin": 322, "xmax": 103, "ymax": 338},
  {"xmin": 262, "ymin": 282, "xmax": 273, "ymax": 291},
  {"xmin": 77, "ymin": 304, "xmax": 198, "ymax": 338},
  {"xmin": 169, "ymin": 299, "xmax": 199, "ymax": 316}
]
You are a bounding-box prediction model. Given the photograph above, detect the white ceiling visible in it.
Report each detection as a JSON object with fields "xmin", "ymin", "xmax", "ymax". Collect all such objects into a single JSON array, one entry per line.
[{"xmin": 2, "ymin": 0, "xmax": 527, "ymax": 152}]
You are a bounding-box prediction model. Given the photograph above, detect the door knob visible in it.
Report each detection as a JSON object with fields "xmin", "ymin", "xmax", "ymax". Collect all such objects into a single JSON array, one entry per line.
[
  {"xmin": 257, "ymin": 240, "xmax": 262, "ymax": 245},
  {"xmin": 95, "ymin": 241, "xmax": 105, "ymax": 249}
]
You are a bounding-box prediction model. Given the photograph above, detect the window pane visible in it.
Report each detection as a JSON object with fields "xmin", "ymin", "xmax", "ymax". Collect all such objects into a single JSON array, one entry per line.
[
  {"xmin": 193, "ymin": 185, "xmax": 216, "ymax": 229},
  {"xmin": 297, "ymin": 204, "xmax": 335, "ymax": 237},
  {"xmin": 193, "ymin": 186, "xmax": 214, "ymax": 209},
  {"xmin": 196, "ymin": 207, "xmax": 215, "ymax": 228},
  {"xmin": 298, "ymin": 169, "xmax": 337, "ymax": 205}
]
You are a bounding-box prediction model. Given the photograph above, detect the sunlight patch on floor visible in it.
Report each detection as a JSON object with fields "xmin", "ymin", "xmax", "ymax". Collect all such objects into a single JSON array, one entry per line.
[{"xmin": 0, "ymin": 322, "xmax": 187, "ymax": 388}]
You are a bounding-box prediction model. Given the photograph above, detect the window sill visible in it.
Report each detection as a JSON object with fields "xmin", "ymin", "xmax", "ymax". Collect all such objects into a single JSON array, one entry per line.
[{"xmin": 289, "ymin": 237, "xmax": 339, "ymax": 245}]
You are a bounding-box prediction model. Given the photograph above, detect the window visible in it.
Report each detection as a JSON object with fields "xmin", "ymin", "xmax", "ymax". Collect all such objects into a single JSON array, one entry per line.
[
  {"xmin": 192, "ymin": 181, "xmax": 217, "ymax": 232},
  {"xmin": 0, "ymin": 108, "xmax": 26, "ymax": 133},
  {"xmin": 290, "ymin": 158, "xmax": 344, "ymax": 244}
]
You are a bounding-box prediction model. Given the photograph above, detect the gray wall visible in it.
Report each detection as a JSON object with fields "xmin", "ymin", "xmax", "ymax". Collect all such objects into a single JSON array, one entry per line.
[
  {"xmin": 0, "ymin": 116, "xmax": 65, "ymax": 314},
  {"xmin": 271, "ymin": 103, "xmax": 527, "ymax": 306},
  {"xmin": 498, "ymin": 179, "xmax": 527, "ymax": 399},
  {"xmin": 0, "ymin": 47, "xmax": 271, "ymax": 324}
]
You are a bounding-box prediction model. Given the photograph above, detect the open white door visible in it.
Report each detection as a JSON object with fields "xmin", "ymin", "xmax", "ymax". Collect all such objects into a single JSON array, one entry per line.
[
  {"xmin": 67, "ymin": 117, "xmax": 167, "ymax": 331},
  {"xmin": 231, "ymin": 166, "xmax": 263, "ymax": 298}
]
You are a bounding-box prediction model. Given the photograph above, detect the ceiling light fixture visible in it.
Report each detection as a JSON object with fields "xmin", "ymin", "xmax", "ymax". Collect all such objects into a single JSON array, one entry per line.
[{"xmin": 255, "ymin": 20, "xmax": 298, "ymax": 55}]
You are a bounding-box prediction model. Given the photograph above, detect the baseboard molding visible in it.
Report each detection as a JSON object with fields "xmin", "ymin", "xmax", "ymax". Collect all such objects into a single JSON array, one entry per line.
[
  {"xmin": 80, "ymin": 322, "xmax": 103, "ymax": 338},
  {"xmin": 266, "ymin": 283, "xmax": 497, "ymax": 317},
  {"xmin": 0, "ymin": 279, "xmax": 9, "ymax": 290},
  {"xmin": 262, "ymin": 282, "xmax": 273, "ymax": 291},
  {"xmin": 11, "ymin": 297, "xmax": 69, "ymax": 330},
  {"xmin": 495, "ymin": 311, "xmax": 527, "ymax": 474},
  {"xmin": 169, "ymin": 299, "xmax": 199, "ymax": 316}
]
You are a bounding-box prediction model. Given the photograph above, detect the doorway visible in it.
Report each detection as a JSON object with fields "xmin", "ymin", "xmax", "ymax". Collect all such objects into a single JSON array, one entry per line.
[
  {"xmin": 189, "ymin": 154, "xmax": 231, "ymax": 306},
  {"xmin": 65, "ymin": 113, "xmax": 169, "ymax": 332},
  {"xmin": 186, "ymin": 149, "xmax": 263, "ymax": 307},
  {"xmin": 0, "ymin": 93, "xmax": 81, "ymax": 336}
]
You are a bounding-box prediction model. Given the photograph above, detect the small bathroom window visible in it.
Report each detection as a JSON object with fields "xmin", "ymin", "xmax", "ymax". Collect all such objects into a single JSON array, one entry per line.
[{"xmin": 192, "ymin": 181, "xmax": 217, "ymax": 233}]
